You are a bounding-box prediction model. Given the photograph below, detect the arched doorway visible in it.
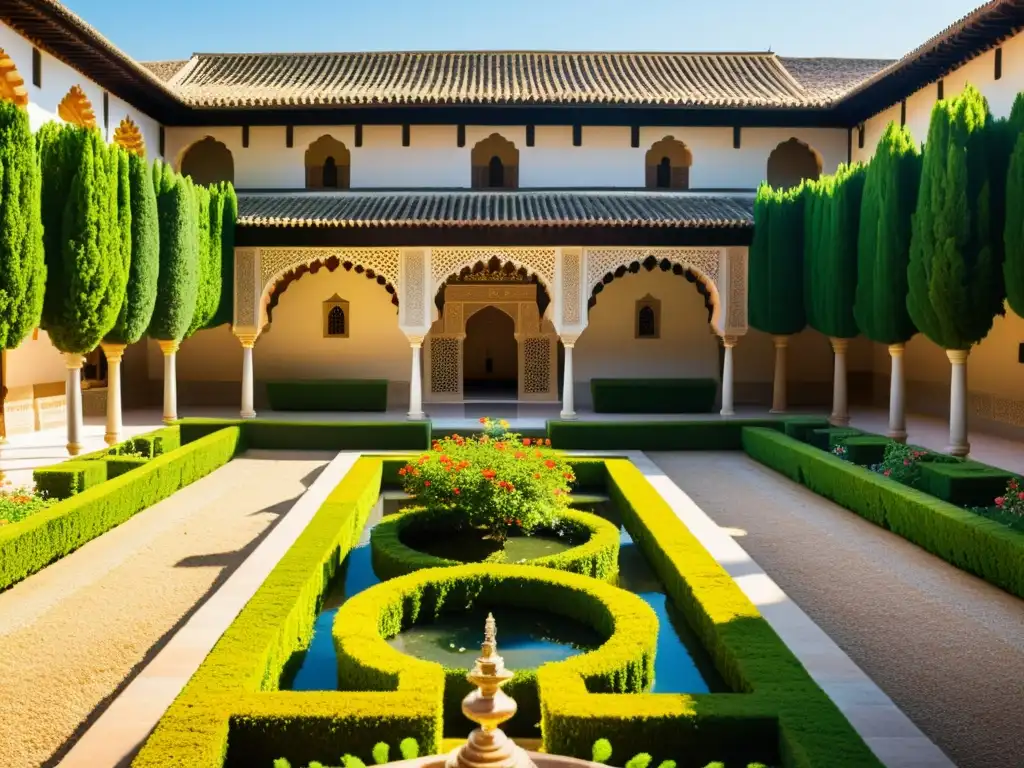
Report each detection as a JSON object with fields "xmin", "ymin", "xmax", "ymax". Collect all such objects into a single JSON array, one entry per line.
[{"xmin": 463, "ymin": 306, "xmax": 517, "ymax": 399}]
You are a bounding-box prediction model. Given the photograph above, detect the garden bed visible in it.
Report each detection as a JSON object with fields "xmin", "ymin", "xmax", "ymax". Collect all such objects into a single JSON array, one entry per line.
[{"xmin": 133, "ymin": 451, "xmax": 879, "ymax": 768}]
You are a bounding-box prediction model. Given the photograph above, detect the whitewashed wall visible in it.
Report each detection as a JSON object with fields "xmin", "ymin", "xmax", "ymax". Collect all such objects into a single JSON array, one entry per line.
[
  {"xmin": 0, "ymin": 21, "xmax": 162, "ymax": 154},
  {"xmin": 164, "ymin": 123, "xmax": 847, "ymax": 190}
]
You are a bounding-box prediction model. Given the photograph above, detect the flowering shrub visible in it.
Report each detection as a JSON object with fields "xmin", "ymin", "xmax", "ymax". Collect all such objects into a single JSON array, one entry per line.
[
  {"xmin": 400, "ymin": 417, "xmax": 573, "ymax": 541},
  {"xmin": 831, "ymin": 443, "xmax": 849, "ymax": 461},
  {"xmin": 994, "ymin": 477, "xmax": 1024, "ymax": 517},
  {"xmin": 0, "ymin": 481, "xmax": 55, "ymax": 525},
  {"xmin": 868, "ymin": 442, "xmax": 930, "ymax": 486}
]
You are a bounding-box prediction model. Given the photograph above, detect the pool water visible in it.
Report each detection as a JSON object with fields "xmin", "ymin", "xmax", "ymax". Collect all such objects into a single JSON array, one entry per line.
[
  {"xmin": 283, "ymin": 489, "xmax": 725, "ymax": 695},
  {"xmin": 386, "ymin": 605, "xmax": 601, "ymax": 669}
]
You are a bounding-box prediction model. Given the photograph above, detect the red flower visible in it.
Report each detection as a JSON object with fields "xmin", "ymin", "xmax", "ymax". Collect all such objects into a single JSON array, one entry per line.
[
  {"xmin": 479, "ymin": 417, "xmax": 488, "ymax": 424},
  {"xmin": 545, "ymin": 439, "xmax": 552, "ymax": 447},
  {"xmin": 534, "ymin": 473, "xmax": 541, "ymax": 479},
  {"xmin": 496, "ymin": 442, "xmax": 506, "ymax": 451},
  {"xmin": 544, "ymin": 459, "xmax": 556, "ymax": 469},
  {"xmin": 515, "ymin": 518, "xmax": 521, "ymax": 525},
  {"xmin": 903, "ymin": 459, "xmax": 910, "ymax": 466},
  {"xmin": 515, "ymin": 451, "xmax": 526, "ymax": 459},
  {"xmin": 453, "ymin": 488, "xmax": 461, "ymax": 495},
  {"xmin": 883, "ymin": 469, "xmax": 892, "ymax": 477},
  {"xmin": 482, "ymin": 469, "xmax": 496, "ymax": 480},
  {"xmin": 534, "ymin": 450, "xmax": 542, "ymax": 458},
  {"xmin": 522, "ymin": 438, "xmax": 532, "ymax": 446},
  {"xmin": 418, "ymin": 455, "xmax": 430, "ymax": 464},
  {"xmin": 1018, "ymin": 492, "xmax": 1024, "ymax": 501},
  {"xmin": 553, "ymin": 488, "xmax": 563, "ymax": 495},
  {"xmin": 424, "ymin": 481, "xmax": 431, "ymax": 487},
  {"xmin": 481, "ymin": 436, "xmax": 490, "ymax": 443},
  {"xmin": 996, "ymin": 496, "xmax": 1005, "ymax": 506},
  {"xmin": 564, "ymin": 472, "xmax": 574, "ymax": 481}
]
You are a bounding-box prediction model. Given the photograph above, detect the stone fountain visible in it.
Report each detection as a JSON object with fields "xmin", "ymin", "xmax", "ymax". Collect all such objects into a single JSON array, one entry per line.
[{"xmin": 447, "ymin": 613, "xmax": 536, "ymax": 768}]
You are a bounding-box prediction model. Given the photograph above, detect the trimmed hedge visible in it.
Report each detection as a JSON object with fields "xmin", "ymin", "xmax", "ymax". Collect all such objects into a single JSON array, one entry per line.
[
  {"xmin": 267, "ymin": 380, "xmax": 389, "ymax": 412},
  {"xmin": 1, "ymin": 427, "xmax": 242, "ymax": 591},
  {"xmin": 782, "ymin": 416, "xmax": 832, "ymax": 442},
  {"xmin": 838, "ymin": 435, "xmax": 890, "ymax": 466},
  {"xmin": 547, "ymin": 419, "xmax": 783, "ymax": 451},
  {"xmin": 333, "ymin": 564, "xmax": 657, "ymax": 738},
  {"xmin": 178, "ymin": 419, "xmax": 430, "ymax": 451},
  {"xmin": 590, "ymin": 379, "xmax": 718, "ymax": 414},
  {"xmin": 743, "ymin": 427, "xmax": 1024, "ymax": 599},
  {"xmin": 132, "ymin": 458, "xmax": 443, "ymax": 768},
  {"xmin": 370, "ymin": 506, "xmax": 620, "ymax": 582},
  {"xmin": 106, "ymin": 456, "xmax": 150, "ymax": 479},
  {"xmin": 807, "ymin": 427, "xmax": 861, "ymax": 452},
  {"xmin": 537, "ymin": 458, "xmax": 881, "ymax": 768},
  {"xmin": 918, "ymin": 461, "xmax": 1015, "ymax": 508}
]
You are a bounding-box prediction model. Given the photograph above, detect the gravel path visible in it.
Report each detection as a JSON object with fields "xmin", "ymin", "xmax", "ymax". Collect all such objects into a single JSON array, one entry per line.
[
  {"xmin": 649, "ymin": 451, "xmax": 1024, "ymax": 768},
  {"xmin": 0, "ymin": 450, "xmax": 334, "ymax": 768}
]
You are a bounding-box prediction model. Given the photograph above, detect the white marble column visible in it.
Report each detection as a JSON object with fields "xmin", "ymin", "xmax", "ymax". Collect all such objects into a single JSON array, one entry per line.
[
  {"xmin": 100, "ymin": 343, "xmax": 126, "ymax": 446},
  {"xmin": 560, "ymin": 340, "xmax": 577, "ymax": 420},
  {"xmin": 720, "ymin": 336, "xmax": 737, "ymax": 417},
  {"xmin": 239, "ymin": 335, "xmax": 257, "ymax": 419},
  {"xmin": 158, "ymin": 340, "xmax": 179, "ymax": 425},
  {"xmin": 887, "ymin": 343, "xmax": 907, "ymax": 442},
  {"xmin": 947, "ymin": 348, "xmax": 970, "ymax": 457},
  {"xmin": 829, "ymin": 337, "xmax": 850, "ymax": 427},
  {"xmin": 65, "ymin": 353, "xmax": 84, "ymax": 456},
  {"xmin": 770, "ymin": 335, "xmax": 788, "ymax": 414},
  {"xmin": 408, "ymin": 337, "xmax": 425, "ymax": 420}
]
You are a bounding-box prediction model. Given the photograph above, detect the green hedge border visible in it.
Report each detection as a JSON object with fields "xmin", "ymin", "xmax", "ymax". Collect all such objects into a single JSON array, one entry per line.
[
  {"xmin": 743, "ymin": 427, "xmax": 1024, "ymax": 599},
  {"xmin": 178, "ymin": 418, "xmax": 430, "ymax": 450},
  {"xmin": 546, "ymin": 419, "xmax": 783, "ymax": 451},
  {"xmin": 266, "ymin": 380, "xmax": 389, "ymax": 412},
  {"xmin": 332, "ymin": 563, "xmax": 656, "ymax": 737},
  {"xmin": 0, "ymin": 426, "xmax": 241, "ymax": 591},
  {"xmin": 589, "ymin": 378, "xmax": 718, "ymax": 414},
  {"xmin": 538, "ymin": 458, "xmax": 881, "ymax": 768},
  {"xmin": 369, "ymin": 506, "xmax": 620, "ymax": 583}
]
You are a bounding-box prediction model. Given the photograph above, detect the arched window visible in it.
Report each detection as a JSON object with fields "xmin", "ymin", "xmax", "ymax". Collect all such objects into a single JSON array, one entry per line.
[
  {"xmin": 488, "ymin": 156, "xmax": 505, "ymax": 187},
  {"xmin": 656, "ymin": 157, "xmax": 671, "ymax": 189},
  {"xmin": 323, "ymin": 156, "xmax": 339, "ymax": 188},
  {"xmin": 323, "ymin": 294, "xmax": 350, "ymax": 338},
  {"xmin": 766, "ymin": 138, "xmax": 822, "ymax": 190},
  {"xmin": 471, "ymin": 134, "xmax": 518, "ymax": 189},
  {"xmin": 179, "ymin": 137, "xmax": 235, "ymax": 185},
  {"xmin": 306, "ymin": 136, "xmax": 351, "ymax": 190},
  {"xmin": 645, "ymin": 137, "xmax": 692, "ymax": 190},
  {"xmin": 635, "ymin": 295, "xmax": 661, "ymax": 339}
]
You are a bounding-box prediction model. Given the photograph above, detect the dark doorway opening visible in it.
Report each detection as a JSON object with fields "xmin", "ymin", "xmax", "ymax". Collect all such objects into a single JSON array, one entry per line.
[{"xmin": 463, "ymin": 306, "xmax": 517, "ymax": 400}]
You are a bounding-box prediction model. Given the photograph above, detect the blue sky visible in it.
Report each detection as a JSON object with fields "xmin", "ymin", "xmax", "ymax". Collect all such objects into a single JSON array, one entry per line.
[{"xmin": 63, "ymin": 0, "xmax": 981, "ymax": 62}]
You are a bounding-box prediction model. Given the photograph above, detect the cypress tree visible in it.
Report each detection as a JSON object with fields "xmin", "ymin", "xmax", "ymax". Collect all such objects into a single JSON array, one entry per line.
[
  {"xmin": 908, "ymin": 85, "xmax": 1006, "ymax": 350},
  {"xmin": 105, "ymin": 152, "xmax": 159, "ymax": 345},
  {"xmin": 205, "ymin": 184, "xmax": 225, "ymax": 326},
  {"xmin": 148, "ymin": 168, "xmax": 199, "ymax": 341},
  {"xmin": 210, "ymin": 182, "xmax": 237, "ymax": 327},
  {"xmin": 185, "ymin": 183, "xmax": 215, "ymax": 337},
  {"xmin": 806, "ymin": 163, "xmax": 865, "ymax": 340},
  {"xmin": 0, "ymin": 100, "xmax": 45, "ymax": 351},
  {"xmin": 1003, "ymin": 93, "xmax": 1024, "ymax": 316},
  {"xmin": 854, "ymin": 122, "xmax": 920, "ymax": 345},
  {"xmin": 749, "ymin": 183, "xmax": 806, "ymax": 335},
  {"xmin": 39, "ymin": 124, "xmax": 126, "ymax": 353}
]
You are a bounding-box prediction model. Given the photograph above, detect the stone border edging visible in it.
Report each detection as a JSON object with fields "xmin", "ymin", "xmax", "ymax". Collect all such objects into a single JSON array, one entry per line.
[{"xmin": 57, "ymin": 451, "xmax": 361, "ymax": 768}]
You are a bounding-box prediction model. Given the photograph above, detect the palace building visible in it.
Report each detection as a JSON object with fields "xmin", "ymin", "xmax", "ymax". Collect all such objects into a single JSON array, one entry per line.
[{"xmin": 2, "ymin": 0, "xmax": 1024, "ymax": 433}]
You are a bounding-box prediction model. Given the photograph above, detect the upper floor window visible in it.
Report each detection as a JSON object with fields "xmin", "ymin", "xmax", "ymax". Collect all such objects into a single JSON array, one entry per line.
[
  {"xmin": 323, "ymin": 294, "xmax": 350, "ymax": 338},
  {"xmin": 306, "ymin": 135, "xmax": 351, "ymax": 189},
  {"xmin": 766, "ymin": 138, "xmax": 822, "ymax": 190},
  {"xmin": 472, "ymin": 133, "xmax": 518, "ymax": 189},
  {"xmin": 180, "ymin": 136, "xmax": 235, "ymax": 185},
  {"xmin": 635, "ymin": 294, "xmax": 661, "ymax": 339},
  {"xmin": 645, "ymin": 137, "xmax": 691, "ymax": 190}
]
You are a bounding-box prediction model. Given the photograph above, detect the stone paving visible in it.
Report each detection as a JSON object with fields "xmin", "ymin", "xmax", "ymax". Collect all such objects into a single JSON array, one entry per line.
[
  {"xmin": 649, "ymin": 450, "xmax": 1024, "ymax": 768},
  {"xmin": 0, "ymin": 450, "xmax": 333, "ymax": 768}
]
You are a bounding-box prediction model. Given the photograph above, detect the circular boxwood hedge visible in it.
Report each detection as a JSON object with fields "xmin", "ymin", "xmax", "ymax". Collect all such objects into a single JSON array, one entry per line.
[
  {"xmin": 333, "ymin": 564, "xmax": 657, "ymax": 737},
  {"xmin": 370, "ymin": 507, "xmax": 620, "ymax": 583}
]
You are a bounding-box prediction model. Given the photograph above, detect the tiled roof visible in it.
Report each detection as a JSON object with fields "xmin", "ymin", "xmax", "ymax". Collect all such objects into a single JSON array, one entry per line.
[
  {"xmin": 140, "ymin": 59, "xmax": 191, "ymax": 82},
  {"xmin": 778, "ymin": 58, "xmax": 895, "ymax": 103},
  {"xmin": 164, "ymin": 51, "xmax": 889, "ymax": 109},
  {"xmin": 236, "ymin": 190, "xmax": 755, "ymax": 229}
]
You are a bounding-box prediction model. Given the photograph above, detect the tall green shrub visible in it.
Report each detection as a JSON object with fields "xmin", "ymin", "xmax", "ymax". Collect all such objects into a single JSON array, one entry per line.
[
  {"xmin": 185, "ymin": 183, "xmax": 216, "ymax": 337},
  {"xmin": 908, "ymin": 85, "xmax": 1006, "ymax": 349},
  {"xmin": 38, "ymin": 124, "xmax": 126, "ymax": 353},
  {"xmin": 148, "ymin": 162, "xmax": 199, "ymax": 341},
  {"xmin": 805, "ymin": 164, "xmax": 866, "ymax": 341},
  {"xmin": 749, "ymin": 183, "xmax": 806, "ymax": 336},
  {"xmin": 210, "ymin": 182, "xmax": 237, "ymax": 327},
  {"xmin": 105, "ymin": 152, "xmax": 159, "ymax": 346},
  {"xmin": 854, "ymin": 122, "xmax": 921, "ymax": 345},
  {"xmin": 1003, "ymin": 93, "xmax": 1024, "ymax": 316},
  {"xmin": 0, "ymin": 101, "xmax": 45, "ymax": 350}
]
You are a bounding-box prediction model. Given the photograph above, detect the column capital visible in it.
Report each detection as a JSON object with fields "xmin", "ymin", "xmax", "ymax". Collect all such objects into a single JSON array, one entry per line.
[
  {"xmin": 64, "ymin": 352, "xmax": 84, "ymax": 370},
  {"xmin": 772, "ymin": 334, "xmax": 789, "ymax": 349},
  {"xmin": 887, "ymin": 343, "xmax": 905, "ymax": 358},
  {"xmin": 157, "ymin": 339, "xmax": 180, "ymax": 356},
  {"xmin": 407, "ymin": 334, "xmax": 425, "ymax": 347},
  {"xmin": 99, "ymin": 342, "xmax": 127, "ymax": 363},
  {"xmin": 559, "ymin": 335, "xmax": 580, "ymax": 348},
  {"xmin": 946, "ymin": 348, "xmax": 970, "ymax": 364},
  {"xmin": 236, "ymin": 333, "xmax": 258, "ymax": 349},
  {"xmin": 829, "ymin": 337, "xmax": 849, "ymax": 354},
  {"xmin": 722, "ymin": 335, "xmax": 738, "ymax": 348}
]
